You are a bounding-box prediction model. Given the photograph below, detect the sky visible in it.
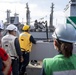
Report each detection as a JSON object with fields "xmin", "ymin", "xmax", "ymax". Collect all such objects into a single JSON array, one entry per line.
[{"xmin": 0, "ymin": 0, "xmax": 69, "ymax": 27}]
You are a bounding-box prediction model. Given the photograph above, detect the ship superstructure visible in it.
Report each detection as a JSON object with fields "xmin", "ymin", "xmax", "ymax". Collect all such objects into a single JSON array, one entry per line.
[{"xmin": 64, "ymin": 0, "xmax": 76, "ymax": 16}]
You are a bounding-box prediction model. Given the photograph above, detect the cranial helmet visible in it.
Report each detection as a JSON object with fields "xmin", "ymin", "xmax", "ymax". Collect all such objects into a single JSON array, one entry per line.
[
  {"xmin": 52, "ymin": 24, "xmax": 76, "ymax": 43},
  {"xmin": 6, "ymin": 24, "xmax": 17, "ymax": 31},
  {"xmin": 22, "ymin": 25, "xmax": 30, "ymax": 31}
]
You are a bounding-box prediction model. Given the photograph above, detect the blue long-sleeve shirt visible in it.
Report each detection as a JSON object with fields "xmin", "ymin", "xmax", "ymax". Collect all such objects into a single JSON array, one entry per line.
[
  {"xmin": 14, "ymin": 38, "xmax": 22, "ymax": 58},
  {"xmin": 30, "ymin": 35, "xmax": 36, "ymax": 44}
]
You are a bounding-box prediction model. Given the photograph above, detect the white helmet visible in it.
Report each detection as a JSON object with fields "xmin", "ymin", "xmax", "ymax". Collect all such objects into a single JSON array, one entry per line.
[
  {"xmin": 52, "ymin": 24, "xmax": 76, "ymax": 43},
  {"xmin": 0, "ymin": 21, "xmax": 4, "ymax": 30},
  {"xmin": 6, "ymin": 24, "xmax": 17, "ymax": 31}
]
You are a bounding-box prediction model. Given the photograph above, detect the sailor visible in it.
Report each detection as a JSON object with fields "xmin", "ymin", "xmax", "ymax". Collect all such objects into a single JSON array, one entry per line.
[
  {"xmin": 0, "ymin": 20, "xmax": 4, "ymax": 47},
  {"xmin": 1, "ymin": 24, "xmax": 23, "ymax": 75},
  {"xmin": 0, "ymin": 21, "xmax": 11, "ymax": 75},
  {"xmin": 34, "ymin": 20, "xmax": 38, "ymax": 30},
  {"xmin": 41, "ymin": 24, "xmax": 76, "ymax": 75},
  {"xmin": 0, "ymin": 48, "xmax": 12, "ymax": 75},
  {"xmin": 19, "ymin": 25, "xmax": 36, "ymax": 75}
]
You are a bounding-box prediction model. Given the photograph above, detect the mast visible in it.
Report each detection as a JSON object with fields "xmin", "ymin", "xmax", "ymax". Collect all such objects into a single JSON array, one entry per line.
[
  {"xmin": 26, "ymin": 3, "xmax": 30, "ymax": 25},
  {"xmin": 49, "ymin": 3, "xmax": 55, "ymax": 32},
  {"xmin": 6, "ymin": 10, "xmax": 11, "ymax": 24}
]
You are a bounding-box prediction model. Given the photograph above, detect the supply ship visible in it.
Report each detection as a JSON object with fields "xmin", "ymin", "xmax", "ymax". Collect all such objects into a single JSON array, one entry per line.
[{"xmin": 2, "ymin": 0, "xmax": 76, "ymax": 75}]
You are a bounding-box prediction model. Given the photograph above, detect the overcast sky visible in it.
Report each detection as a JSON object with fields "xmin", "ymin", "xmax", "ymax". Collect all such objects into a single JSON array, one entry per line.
[{"xmin": 0, "ymin": 0, "xmax": 69, "ymax": 27}]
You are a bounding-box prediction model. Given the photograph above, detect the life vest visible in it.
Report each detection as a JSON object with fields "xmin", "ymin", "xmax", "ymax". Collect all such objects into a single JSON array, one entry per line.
[
  {"xmin": 19, "ymin": 32, "xmax": 32, "ymax": 52},
  {"xmin": 43, "ymin": 54, "xmax": 76, "ymax": 75},
  {"xmin": 1, "ymin": 34, "xmax": 18, "ymax": 59}
]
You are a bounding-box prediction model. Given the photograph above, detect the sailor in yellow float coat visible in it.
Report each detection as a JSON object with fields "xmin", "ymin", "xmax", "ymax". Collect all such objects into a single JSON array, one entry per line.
[
  {"xmin": 19, "ymin": 31, "xmax": 32, "ymax": 52},
  {"xmin": 19, "ymin": 25, "xmax": 36, "ymax": 75}
]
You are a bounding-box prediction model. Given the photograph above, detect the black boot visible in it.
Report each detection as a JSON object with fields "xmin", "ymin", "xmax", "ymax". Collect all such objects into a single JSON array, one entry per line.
[
  {"xmin": 24, "ymin": 72, "xmax": 27, "ymax": 75},
  {"xmin": 19, "ymin": 71, "xmax": 24, "ymax": 75}
]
